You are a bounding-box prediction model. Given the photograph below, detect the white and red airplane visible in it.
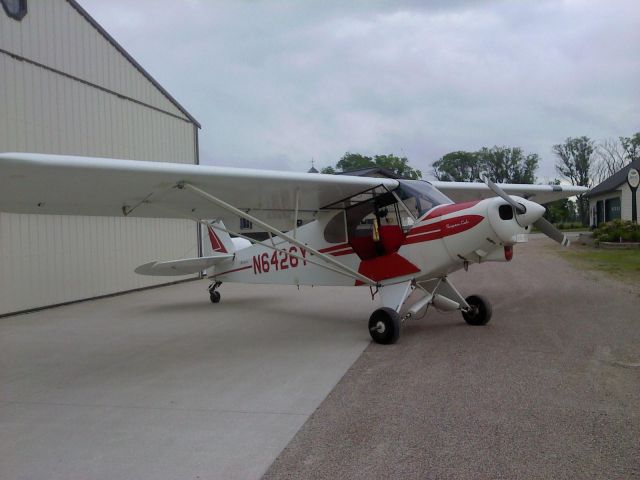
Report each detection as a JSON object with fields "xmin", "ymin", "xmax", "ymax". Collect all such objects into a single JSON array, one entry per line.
[{"xmin": 0, "ymin": 153, "xmax": 587, "ymax": 344}]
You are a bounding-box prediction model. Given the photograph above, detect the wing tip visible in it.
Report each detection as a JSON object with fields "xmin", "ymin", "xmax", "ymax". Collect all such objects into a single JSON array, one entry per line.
[{"xmin": 134, "ymin": 261, "xmax": 158, "ymax": 275}]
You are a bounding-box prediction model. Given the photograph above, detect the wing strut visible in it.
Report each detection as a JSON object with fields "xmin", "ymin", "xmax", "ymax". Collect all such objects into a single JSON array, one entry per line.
[
  {"xmin": 142, "ymin": 200, "xmax": 371, "ymax": 284},
  {"xmin": 179, "ymin": 183, "xmax": 378, "ymax": 287}
]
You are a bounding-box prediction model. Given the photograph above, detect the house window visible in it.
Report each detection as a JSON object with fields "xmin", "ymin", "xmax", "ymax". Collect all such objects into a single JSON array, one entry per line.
[
  {"xmin": 240, "ymin": 218, "xmax": 253, "ymax": 230},
  {"xmin": 1, "ymin": 0, "xmax": 27, "ymax": 21}
]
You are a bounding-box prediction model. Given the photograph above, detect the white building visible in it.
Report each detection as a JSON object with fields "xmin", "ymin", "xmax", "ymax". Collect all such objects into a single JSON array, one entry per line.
[
  {"xmin": 587, "ymin": 159, "xmax": 640, "ymax": 226},
  {"xmin": 0, "ymin": 0, "xmax": 200, "ymax": 315}
]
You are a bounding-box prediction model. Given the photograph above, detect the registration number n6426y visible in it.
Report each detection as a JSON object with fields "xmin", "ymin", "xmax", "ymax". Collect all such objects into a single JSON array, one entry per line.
[{"xmin": 252, "ymin": 246, "xmax": 307, "ymax": 275}]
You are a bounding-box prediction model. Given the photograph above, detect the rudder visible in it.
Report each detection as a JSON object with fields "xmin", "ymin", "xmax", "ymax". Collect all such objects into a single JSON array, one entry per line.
[{"xmin": 202, "ymin": 220, "xmax": 235, "ymax": 256}]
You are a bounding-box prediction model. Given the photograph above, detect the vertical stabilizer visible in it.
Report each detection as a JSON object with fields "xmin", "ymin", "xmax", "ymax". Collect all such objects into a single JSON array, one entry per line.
[{"xmin": 202, "ymin": 221, "xmax": 236, "ymax": 256}]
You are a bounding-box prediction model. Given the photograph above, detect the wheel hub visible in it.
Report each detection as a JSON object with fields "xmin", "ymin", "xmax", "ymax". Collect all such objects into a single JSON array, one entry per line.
[{"xmin": 374, "ymin": 321, "xmax": 386, "ymax": 334}]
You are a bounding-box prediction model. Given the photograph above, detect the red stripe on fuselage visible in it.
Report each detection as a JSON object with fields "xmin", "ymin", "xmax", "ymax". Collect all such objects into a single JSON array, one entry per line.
[
  {"xmin": 319, "ymin": 243, "xmax": 351, "ymax": 253},
  {"xmin": 423, "ymin": 200, "xmax": 481, "ymax": 220},
  {"xmin": 331, "ymin": 249, "xmax": 355, "ymax": 257},
  {"xmin": 319, "ymin": 243, "xmax": 355, "ymax": 257}
]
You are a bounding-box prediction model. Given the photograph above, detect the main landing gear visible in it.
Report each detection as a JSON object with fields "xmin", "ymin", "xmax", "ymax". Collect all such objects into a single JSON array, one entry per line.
[
  {"xmin": 209, "ymin": 281, "xmax": 222, "ymax": 303},
  {"xmin": 368, "ymin": 278, "xmax": 493, "ymax": 345},
  {"xmin": 368, "ymin": 308, "xmax": 401, "ymax": 345}
]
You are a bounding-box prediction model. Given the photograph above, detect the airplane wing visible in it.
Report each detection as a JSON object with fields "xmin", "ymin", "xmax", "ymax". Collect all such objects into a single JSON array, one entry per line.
[
  {"xmin": 430, "ymin": 181, "xmax": 588, "ymax": 204},
  {"xmin": 134, "ymin": 254, "xmax": 233, "ymax": 276},
  {"xmin": 0, "ymin": 153, "xmax": 399, "ymax": 219}
]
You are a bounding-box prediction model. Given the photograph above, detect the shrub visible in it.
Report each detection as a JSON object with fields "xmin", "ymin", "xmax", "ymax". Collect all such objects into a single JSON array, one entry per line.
[{"xmin": 593, "ymin": 220, "xmax": 640, "ymax": 243}]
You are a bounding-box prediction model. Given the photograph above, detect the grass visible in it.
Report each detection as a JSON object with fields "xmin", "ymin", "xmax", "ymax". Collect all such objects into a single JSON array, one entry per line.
[{"xmin": 557, "ymin": 244, "xmax": 640, "ymax": 283}]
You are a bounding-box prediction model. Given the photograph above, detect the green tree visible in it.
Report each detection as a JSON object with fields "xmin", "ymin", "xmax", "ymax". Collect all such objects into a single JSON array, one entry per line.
[
  {"xmin": 432, "ymin": 146, "xmax": 538, "ymax": 183},
  {"xmin": 331, "ymin": 152, "xmax": 422, "ymax": 179},
  {"xmin": 320, "ymin": 166, "xmax": 335, "ymax": 174},
  {"xmin": 336, "ymin": 152, "xmax": 376, "ymax": 171},
  {"xmin": 432, "ymin": 151, "xmax": 481, "ymax": 182},
  {"xmin": 553, "ymin": 136, "xmax": 595, "ymax": 226},
  {"xmin": 372, "ymin": 154, "xmax": 422, "ymax": 179},
  {"xmin": 477, "ymin": 146, "xmax": 538, "ymax": 184},
  {"xmin": 543, "ymin": 179, "xmax": 577, "ymax": 224},
  {"xmin": 594, "ymin": 133, "xmax": 640, "ymax": 183},
  {"xmin": 621, "ymin": 132, "xmax": 640, "ymax": 163}
]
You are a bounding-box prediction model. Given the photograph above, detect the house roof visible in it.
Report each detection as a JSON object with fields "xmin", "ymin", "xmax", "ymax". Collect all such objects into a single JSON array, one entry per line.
[
  {"xmin": 588, "ymin": 158, "xmax": 640, "ymax": 197},
  {"xmin": 336, "ymin": 167, "xmax": 402, "ymax": 179},
  {"xmin": 67, "ymin": 0, "xmax": 200, "ymax": 128}
]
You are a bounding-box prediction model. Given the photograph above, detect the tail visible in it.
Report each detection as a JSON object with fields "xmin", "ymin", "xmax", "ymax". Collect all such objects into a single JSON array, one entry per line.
[
  {"xmin": 201, "ymin": 220, "xmax": 252, "ymax": 256},
  {"xmin": 134, "ymin": 220, "xmax": 245, "ymax": 276}
]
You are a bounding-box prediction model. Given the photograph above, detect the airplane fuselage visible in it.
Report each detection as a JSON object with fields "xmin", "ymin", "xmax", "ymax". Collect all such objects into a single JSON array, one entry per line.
[{"xmin": 209, "ymin": 196, "xmax": 536, "ymax": 288}]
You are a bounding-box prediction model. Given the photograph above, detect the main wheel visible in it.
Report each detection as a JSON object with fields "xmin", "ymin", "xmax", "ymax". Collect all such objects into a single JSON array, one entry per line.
[
  {"xmin": 368, "ymin": 307, "xmax": 401, "ymax": 344},
  {"xmin": 210, "ymin": 291, "xmax": 221, "ymax": 303},
  {"xmin": 462, "ymin": 295, "xmax": 492, "ymax": 325}
]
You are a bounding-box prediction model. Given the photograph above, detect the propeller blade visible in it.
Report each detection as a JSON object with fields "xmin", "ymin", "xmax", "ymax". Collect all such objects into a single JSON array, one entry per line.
[
  {"xmin": 533, "ymin": 217, "xmax": 570, "ymax": 247},
  {"xmin": 481, "ymin": 175, "xmax": 526, "ymax": 214}
]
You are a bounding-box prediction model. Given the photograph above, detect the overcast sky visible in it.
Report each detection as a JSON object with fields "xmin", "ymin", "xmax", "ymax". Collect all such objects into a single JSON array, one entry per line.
[{"xmin": 81, "ymin": 0, "xmax": 639, "ymax": 181}]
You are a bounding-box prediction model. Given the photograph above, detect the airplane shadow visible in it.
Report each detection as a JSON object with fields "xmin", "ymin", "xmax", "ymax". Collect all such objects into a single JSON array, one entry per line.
[{"xmin": 138, "ymin": 293, "xmax": 280, "ymax": 315}]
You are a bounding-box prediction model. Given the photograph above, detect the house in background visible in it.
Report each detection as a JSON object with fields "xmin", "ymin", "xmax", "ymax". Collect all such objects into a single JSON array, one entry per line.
[{"xmin": 587, "ymin": 159, "xmax": 640, "ymax": 227}]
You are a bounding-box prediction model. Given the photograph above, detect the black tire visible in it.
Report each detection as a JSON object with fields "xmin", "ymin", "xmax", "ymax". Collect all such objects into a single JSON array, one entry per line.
[
  {"xmin": 368, "ymin": 307, "xmax": 401, "ymax": 344},
  {"xmin": 210, "ymin": 291, "xmax": 221, "ymax": 304},
  {"xmin": 462, "ymin": 294, "xmax": 492, "ymax": 326}
]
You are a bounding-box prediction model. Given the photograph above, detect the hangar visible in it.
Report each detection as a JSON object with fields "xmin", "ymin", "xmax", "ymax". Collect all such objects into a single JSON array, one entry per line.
[{"xmin": 0, "ymin": 0, "xmax": 200, "ymax": 315}]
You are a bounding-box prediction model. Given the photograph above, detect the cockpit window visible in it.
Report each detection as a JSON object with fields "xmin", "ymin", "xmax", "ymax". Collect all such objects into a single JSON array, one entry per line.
[{"xmin": 394, "ymin": 180, "xmax": 453, "ymax": 220}]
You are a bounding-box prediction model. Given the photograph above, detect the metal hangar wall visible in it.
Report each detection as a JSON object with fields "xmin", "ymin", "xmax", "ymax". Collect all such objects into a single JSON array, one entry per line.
[{"xmin": 0, "ymin": 0, "xmax": 201, "ymax": 315}]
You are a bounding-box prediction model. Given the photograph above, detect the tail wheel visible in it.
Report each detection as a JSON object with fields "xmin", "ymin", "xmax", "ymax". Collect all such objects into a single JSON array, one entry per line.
[
  {"xmin": 210, "ymin": 291, "xmax": 221, "ymax": 303},
  {"xmin": 368, "ymin": 307, "xmax": 401, "ymax": 345},
  {"xmin": 462, "ymin": 295, "xmax": 492, "ymax": 325}
]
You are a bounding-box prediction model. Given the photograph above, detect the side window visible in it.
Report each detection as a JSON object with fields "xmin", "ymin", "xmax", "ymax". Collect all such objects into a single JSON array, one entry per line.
[
  {"xmin": 323, "ymin": 211, "xmax": 347, "ymax": 243},
  {"xmin": 1, "ymin": 0, "xmax": 27, "ymax": 21}
]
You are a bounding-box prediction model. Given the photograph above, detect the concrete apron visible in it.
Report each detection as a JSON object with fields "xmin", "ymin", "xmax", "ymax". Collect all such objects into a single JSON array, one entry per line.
[{"xmin": 0, "ymin": 280, "xmax": 373, "ymax": 480}]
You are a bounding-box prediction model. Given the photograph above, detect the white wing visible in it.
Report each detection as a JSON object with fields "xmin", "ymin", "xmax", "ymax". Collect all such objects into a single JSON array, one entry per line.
[
  {"xmin": 0, "ymin": 153, "xmax": 399, "ymax": 219},
  {"xmin": 431, "ymin": 181, "xmax": 588, "ymax": 204}
]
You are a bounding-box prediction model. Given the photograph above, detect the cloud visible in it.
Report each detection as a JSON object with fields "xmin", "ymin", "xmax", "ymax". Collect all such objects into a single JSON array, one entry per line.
[{"xmin": 80, "ymin": 0, "xmax": 640, "ymax": 180}]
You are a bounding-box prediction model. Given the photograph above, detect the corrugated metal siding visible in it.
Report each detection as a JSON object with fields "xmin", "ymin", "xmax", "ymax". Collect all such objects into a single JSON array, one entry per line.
[
  {"xmin": 0, "ymin": 1, "xmax": 199, "ymax": 315},
  {"xmin": 0, "ymin": 0, "xmax": 187, "ymax": 120},
  {"xmin": 0, "ymin": 55, "xmax": 195, "ymax": 161},
  {"xmin": 0, "ymin": 214, "xmax": 197, "ymax": 313}
]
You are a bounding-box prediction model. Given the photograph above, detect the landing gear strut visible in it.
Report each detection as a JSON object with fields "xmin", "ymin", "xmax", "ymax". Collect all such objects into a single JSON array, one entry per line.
[
  {"xmin": 209, "ymin": 281, "xmax": 222, "ymax": 304},
  {"xmin": 368, "ymin": 307, "xmax": 401, "ymax": 345},
  {"xmin": 462, "ymin": 294, "xmax": 492, "ymax": 325}
]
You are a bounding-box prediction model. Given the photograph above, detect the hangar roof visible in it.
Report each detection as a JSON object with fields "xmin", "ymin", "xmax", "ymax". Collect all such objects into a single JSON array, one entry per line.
[{"xmin": 67, "ymin": 0, "xmax": 200, "ymax": 128}]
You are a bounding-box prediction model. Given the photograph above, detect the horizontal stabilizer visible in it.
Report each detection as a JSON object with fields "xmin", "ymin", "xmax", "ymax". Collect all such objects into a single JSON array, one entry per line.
[{"xmin": 135, "ymin": 254, "xmax": 233, "ymax": 276}]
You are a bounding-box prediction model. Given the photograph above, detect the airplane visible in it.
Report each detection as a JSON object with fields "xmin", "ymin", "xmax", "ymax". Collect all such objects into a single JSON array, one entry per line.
[{"xmin": 0, "ymin": 153, "xmax": 588, "ymax": 344}]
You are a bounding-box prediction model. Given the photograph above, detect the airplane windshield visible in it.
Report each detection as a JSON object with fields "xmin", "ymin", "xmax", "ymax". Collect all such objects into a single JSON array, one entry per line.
[{"xmin": 395, "ymin": 180, "xmax": 453, "ymax": 220}]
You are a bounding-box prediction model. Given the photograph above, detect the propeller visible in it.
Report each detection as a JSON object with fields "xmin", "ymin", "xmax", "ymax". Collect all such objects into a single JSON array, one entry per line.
[
  {"xmin": 481, "ymin": 175, "xmax": 570, "ymax": 247},
  {"xmin": 483, "ymin": 175, "xmax": 526, "ymax": 215},
  {"xmin": 533, "ymin": 217, "xmax": 570, "ymax": 246}
]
